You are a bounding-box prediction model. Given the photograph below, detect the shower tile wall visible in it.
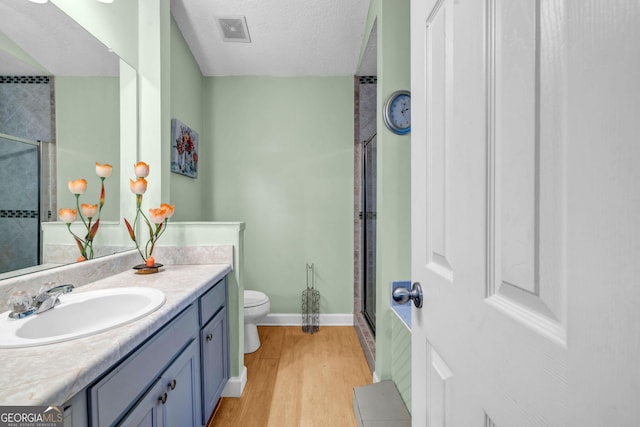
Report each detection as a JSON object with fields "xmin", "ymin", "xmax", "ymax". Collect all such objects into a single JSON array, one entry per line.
[
  {"xmin": 0, "ymin": 76, "xmax": 52, "ymax": 142},
  {"xmin": 0, "ymin": 76, "xmax": 54, "ymax": 274},
  {"xmin": 354, "ymin": 76, "xmax": 376, "ymax": 371}
]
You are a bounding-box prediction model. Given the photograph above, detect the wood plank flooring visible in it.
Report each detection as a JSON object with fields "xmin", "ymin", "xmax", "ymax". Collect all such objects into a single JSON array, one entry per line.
[{"xmin": 208, "ymin": 326, "xmax": 372, "ymax": 427}]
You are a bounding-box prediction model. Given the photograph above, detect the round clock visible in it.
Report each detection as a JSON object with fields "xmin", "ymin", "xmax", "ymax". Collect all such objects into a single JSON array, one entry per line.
[{"xmin": 383, "ymin": 90, "xmax": 411, "ymax": 135}]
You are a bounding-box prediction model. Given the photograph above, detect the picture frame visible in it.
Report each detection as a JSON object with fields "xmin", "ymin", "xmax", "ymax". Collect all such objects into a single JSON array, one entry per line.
[{"xmin": 171, "ymin": 119, "xmax": 199, "ymax": 178}]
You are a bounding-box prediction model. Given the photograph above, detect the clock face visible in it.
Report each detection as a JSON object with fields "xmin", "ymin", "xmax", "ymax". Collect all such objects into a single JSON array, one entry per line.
[
  {"xmin": 390, "ymin": 94, "xmax": 411, "ymax": 129},
  {"xmin": 383, "ymin": 90, "xmax": 411, "ymax": 135}
]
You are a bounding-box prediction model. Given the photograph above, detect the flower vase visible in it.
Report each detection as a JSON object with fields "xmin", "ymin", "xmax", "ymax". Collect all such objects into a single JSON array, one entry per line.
[{"xmin": 133, "ymin": 262, "xmax": 164, "ymax": 275}]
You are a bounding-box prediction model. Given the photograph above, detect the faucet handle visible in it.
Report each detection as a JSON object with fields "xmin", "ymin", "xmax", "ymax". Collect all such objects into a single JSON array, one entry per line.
[
  {"xmin": 7, "ymin": 291, "xmax": 36, "ymax": 319},
  {"xmin": 38, "ymin": 281, "xmax": 57, "ymax": 295},
  {"xmin": 8, "ymin": 291, "xmax": 32, "ymax": 313},
  {"xmin": 35, "ymin": 282, "xmax": 57, "ymax": 304}
]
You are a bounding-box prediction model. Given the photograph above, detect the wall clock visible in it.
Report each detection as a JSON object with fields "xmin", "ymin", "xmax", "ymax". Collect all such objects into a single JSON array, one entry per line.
[{"xmin": 383, "ymin": 90, "xmax": 411, "ymax": 135}]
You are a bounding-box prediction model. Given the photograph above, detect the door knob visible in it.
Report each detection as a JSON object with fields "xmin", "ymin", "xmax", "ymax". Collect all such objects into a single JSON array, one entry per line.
[{"xmin": 392, "ymin": 282, "xmax": 423, "ymax": 308}]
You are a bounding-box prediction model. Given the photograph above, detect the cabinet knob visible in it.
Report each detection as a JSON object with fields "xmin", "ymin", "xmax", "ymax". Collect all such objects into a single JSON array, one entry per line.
[
  {"xmin": 159, "ymin": 392, "xmax": 168, "ymax": 404},
  {"xmin": 169, "ymin": 379, "xmax": 177, "ymax": 390},
  {"xmin": 206, "ymin": 333, "xmax": 213, "ymax": 341}
]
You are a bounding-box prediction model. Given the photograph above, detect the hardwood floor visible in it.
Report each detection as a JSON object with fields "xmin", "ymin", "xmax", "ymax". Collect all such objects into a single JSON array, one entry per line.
[{"xmin": 208, "ymin": 326, "xmax": 372, "ymax": 427}]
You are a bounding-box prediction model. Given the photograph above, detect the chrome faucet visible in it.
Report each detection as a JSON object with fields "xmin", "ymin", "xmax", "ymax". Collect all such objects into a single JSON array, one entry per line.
[
  {"xmin": 34, "ymin": 284, "xmax": 75, "ymax": 314},
  {"xmin": 8, "ymin": 283, "xmax": 75, "ymax": 319}
]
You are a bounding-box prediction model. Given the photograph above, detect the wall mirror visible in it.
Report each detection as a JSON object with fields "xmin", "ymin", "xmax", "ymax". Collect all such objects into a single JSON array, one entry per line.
[{"xmin": 0, "ymin": 0, "xmax": 133, "ymax": 279}]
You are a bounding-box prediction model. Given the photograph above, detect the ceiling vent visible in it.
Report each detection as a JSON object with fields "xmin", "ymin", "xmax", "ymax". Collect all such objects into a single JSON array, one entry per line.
[{"xmin": 215, "ymin": 16, "xmax": 251, "ymax": 43}]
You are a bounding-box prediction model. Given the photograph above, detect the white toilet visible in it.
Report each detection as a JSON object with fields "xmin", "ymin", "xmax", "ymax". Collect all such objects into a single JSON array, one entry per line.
[{"xmin": 243, "ymin": 290, "xmax": 271, "ymax": 353}]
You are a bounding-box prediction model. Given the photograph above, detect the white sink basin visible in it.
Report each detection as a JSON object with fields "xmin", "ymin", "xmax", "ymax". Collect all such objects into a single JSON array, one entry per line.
[{"xmin": 0, "ymin": 287, "xmax": 165, "ymax": 348}]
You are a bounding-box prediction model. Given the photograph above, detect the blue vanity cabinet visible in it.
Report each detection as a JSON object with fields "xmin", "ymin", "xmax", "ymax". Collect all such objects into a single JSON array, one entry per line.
[
  {"xmin": 162, "ymin": 339, "xmax": 201, "ymax": 426},
  {"xmin": 117, "ymin": 379, "xmax": 163, "ymax": 426},
  {"xmin": 198, "ymin": 276, "xmax": 229, "ymax": 424},
  {"xmin": 88, "ymin": 304, "xmax": 201, "ymax": 426},
  {"xmin": 59, "ymin": 272, "xmax": 230, "ymax": 426},
  {"xmin": 119, "ymin": 339, "xmax": 201, "ymax": 427}
]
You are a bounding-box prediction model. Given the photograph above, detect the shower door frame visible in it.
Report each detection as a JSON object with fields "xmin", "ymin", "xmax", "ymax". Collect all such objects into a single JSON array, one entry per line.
[{"xmin": 361, "ymin": 133, "xmax": 377, "ymax": 334}]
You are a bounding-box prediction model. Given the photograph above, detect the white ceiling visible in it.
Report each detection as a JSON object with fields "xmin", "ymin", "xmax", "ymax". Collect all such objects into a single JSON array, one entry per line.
[
  {"xmin": 0, "ymin": 0, "xmax": 373, "ymax": 77},
  {"xmin": 0, "ymin": 0, "xmax": 119, "ymax": 76},
  {"xmin": 171, "ymin": 0, "xmax": 372, "ymax": 76}
]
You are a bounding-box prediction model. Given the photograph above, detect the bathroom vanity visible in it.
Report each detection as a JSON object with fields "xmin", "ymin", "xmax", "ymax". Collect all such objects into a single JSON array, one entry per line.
[{"xmin": 0, "ymin": 263, "xmax": 231, "ymax": 426}]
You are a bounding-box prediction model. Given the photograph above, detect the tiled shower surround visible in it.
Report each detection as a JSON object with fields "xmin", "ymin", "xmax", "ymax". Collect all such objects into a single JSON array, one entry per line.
[
  {"xmin": 0, "ymin": 76, "xmax": 55, "ymax": 274},
  {"xmin": 0, "ymin": 139, "xmax": 39, "ymax": 273},
  {"xmin": 354, "ymin": 76, "xmax": 377, "ymax": 371}
]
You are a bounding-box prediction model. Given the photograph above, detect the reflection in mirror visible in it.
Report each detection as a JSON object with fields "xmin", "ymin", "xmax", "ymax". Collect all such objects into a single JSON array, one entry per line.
[{"xmin": 0, "ymin": 1, "xmax": 122, "ymax": 279}]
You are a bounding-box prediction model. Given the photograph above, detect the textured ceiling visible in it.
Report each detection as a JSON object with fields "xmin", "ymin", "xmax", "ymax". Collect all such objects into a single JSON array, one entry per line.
[
  {"xmin": 0, "ymin": 0, "xmax": 372, "ymax": 78},
  {"xmin": 171, "ymin": 0, "xmax": 372, "ymax": 76}
]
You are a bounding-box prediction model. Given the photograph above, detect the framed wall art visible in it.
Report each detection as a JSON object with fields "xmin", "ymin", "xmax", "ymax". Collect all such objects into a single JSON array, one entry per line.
[{"xmin": 171, "ymin": 119, "xmax": 199, "ymax": 178}]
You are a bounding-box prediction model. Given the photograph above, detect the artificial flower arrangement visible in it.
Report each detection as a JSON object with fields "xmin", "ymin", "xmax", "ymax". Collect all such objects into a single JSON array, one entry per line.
[
  {"xmin": 59, "ymin": 162, "xmax": 113, "ymax": 261},
  {"xmin": 124, "ymin": 161, "xmax": 175, "ymax": 269}
]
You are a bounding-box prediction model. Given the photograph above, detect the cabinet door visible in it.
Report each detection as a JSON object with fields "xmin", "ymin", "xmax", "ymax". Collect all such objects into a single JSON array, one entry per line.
[
  {"xmin": 162, "ymin": 339, "xmax": 201, "ymax": 427},
  {"xmin": 200, "ymin": 307, "xmax": 228, "ymax": 424},
  {"xmin": 118, "ymin": 380, "xmax": 164, "ymax": 427},
  {"xmin": 89, "ymin": 305, "xmax": 198, "ymax": 426}
]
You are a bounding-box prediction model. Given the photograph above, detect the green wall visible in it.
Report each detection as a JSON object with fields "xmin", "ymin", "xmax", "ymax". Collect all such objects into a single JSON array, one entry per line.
[
  {"xmin": 55, "ymin": 77, "xmax": 120, "ymax": 222},
  {"xmin": 205, "ymin": 76, "xmax": 354, "ymax": 314},
  {"xmin": 361, "ymin": 0, "xmax": 412, "ymax": 409},
  {"xmin": 391, "ymin": 314, "xmax": 412, "ymax": 411},
  {"xmin": 169, "ymin": 17, "xmax": 205, "ymax": 221}
]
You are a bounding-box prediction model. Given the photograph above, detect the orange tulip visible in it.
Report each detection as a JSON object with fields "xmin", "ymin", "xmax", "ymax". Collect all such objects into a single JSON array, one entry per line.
[
  {"xmin": 95, "ymin": 162, "xmax": 113, "ymax": 178},
  {"xmin": 81, "ymin": 203, "xmax": 99, "ymax": 218},
  {"xmin": 149, "ymin": 207, "xmax": 168, "ymax": 224},
  {"xmin": 145, "ymin": 256, "xmax": 155, "ymax": 267},
  {"xmin": 58, "ymin": 208, "xmax": 77, "ymax": 223},
  {"xmin": 68, "ymin": 179, "xmax": 87, "ymax": 195},
  {"xmin": 160, "ymin": 203, "xmax": 175, "ymax": 218},
  {"xmin": 129, "ymin": 177, "xmax": 148, "ymax": 195},
  {"xmin": 134, "ymin": 161, "xmax": 150, "ymax": 178},
  {"xmin": 76, "ymin": 256, "xmax": 86, "ymax": 262}
]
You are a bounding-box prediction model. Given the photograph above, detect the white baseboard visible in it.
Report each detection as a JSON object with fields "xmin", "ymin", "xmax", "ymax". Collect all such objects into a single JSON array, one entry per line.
[
  {"xmin": 373, "ymin": 371, "xmax": 380, "ymax": 383},
  {"xmin": 259, "ymin": 313, "xmax": 354, "ymax": 326},
  {"xmin": 221, "ymin": 365, "xmax": 247, "ymax": 398}
]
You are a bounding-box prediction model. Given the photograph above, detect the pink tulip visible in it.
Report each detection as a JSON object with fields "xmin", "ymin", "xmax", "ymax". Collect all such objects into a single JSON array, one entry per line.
[
  {"xmin": 129, "ymin": 177, "xmax": 148, "ymax": 195},
  {"xmin": 68, "ymin": 179, "xmax": 87, "ymax": 195},
  {"xmin": 95, "ymin": 162, "xmax": 113, "ymax": 178},
  {"xmin": 134, "ymin": 161, "xmax": 150, "ymax": 178},
  {"xmin": 58, "ymin": 208, "xmax": 77, "ymax": 223},
  {"xmin": 81, "ymin": 203, "xmax": 99, "ymax": 218}
]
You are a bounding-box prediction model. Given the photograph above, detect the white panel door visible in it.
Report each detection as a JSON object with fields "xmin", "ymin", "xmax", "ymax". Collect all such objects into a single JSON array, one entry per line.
[{"xmin": 410, "ymin": 0, "xmax": 640, "ymax": 426}]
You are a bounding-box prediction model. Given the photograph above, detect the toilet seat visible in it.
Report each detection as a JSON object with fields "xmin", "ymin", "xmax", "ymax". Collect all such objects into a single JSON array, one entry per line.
[{"xmin": 244, "ymin": 290, "xmax": 269, "ymax": 308}]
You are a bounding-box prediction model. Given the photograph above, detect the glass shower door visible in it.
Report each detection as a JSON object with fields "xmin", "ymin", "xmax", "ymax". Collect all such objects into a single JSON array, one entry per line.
[
  {"xmin": 362, "ymin": 134, "xmax": 377, "ymax": 333},
  {"xmin": 0, "ymin": 134, "xmax": 40, "ymax": 274}
]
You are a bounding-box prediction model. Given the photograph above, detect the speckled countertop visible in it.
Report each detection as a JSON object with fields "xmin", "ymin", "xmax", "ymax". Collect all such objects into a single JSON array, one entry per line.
[{"xmin": 0, "ymin": 263, "xmax": 231, "ymax": 406}]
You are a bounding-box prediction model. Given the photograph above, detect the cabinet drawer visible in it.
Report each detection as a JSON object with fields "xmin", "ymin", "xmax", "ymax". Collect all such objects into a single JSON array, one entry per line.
[
  {"xmin": 199, "ymin": 277, "xmax": 226, "ymax": 325},
  {"xmin": 89, "ymin": 304, "xmax": 198, "ymax": 427}
]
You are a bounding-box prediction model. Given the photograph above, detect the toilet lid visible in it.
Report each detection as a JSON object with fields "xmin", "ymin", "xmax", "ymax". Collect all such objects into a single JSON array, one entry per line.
[{"xmin": 244, "ymin": 290, "xmax": 268, "ymax": 308}]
